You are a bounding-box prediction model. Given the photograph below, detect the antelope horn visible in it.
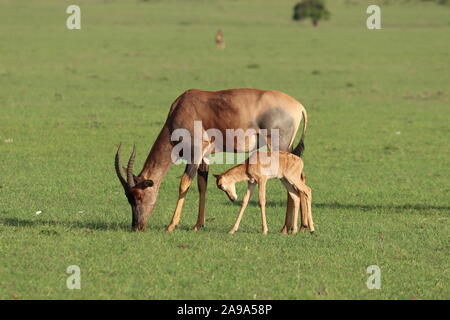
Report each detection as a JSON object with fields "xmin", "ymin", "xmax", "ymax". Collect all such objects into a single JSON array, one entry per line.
[
  {"xmin": 127, "ymin": 144, "xmax": 137, "ymax": 188},
  {"xmin": 115, "ymin": 143, "xmax": 129, "ymax": 190}
]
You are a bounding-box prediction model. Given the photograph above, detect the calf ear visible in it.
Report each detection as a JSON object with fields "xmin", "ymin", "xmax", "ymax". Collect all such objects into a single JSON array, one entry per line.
[{"xmin": 143, "ymin": 180, "xmax": 154, "ymax": 188}]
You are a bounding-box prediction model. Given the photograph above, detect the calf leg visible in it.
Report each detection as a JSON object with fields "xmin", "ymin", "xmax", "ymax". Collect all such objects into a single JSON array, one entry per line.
[
  {"xmin": 298, "ymin": 184, "xmax": 314, "ymax": 233},
  {"xmin": 290, "ymin": 193, "xmax": 301, "ymax": 235},
  {"xmin": 280, "ymin": 178, "xmax": 297, "ymax": 234},
  {"xmin": 229, "ymin": 182, "xmax": 256, "ymax": 234},
  {"xmin": 299, "ymin": 172, "xmax": 309, "ymax": 233},
  {"xmin": 281, "ymin": 179, "xmax": 301, "ymax": 235},
  {"xmin": 306, "ymin": 187, "xmax": 314, "ymax": 233}
]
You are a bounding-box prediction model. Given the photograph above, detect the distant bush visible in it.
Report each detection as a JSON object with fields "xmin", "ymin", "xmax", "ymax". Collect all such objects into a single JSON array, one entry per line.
[
  {"xmin": 407, "ymin": 0, "xmax": 450, "ymax": 4},
  {"xmin": 434, "ymin": 0, "xmax": 449, "ymax": 4},
  {"xmin": 292, "ymin": 0, "xmax": 330, "ymax": 27},
  {"xmin": 351, "ymin": 0, "xmax": 450, "ymax": 4}
]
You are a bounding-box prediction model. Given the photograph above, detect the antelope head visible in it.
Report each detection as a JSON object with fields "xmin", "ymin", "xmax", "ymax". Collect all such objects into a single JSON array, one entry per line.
[
  {"xmin": 115, "ymin": 144, "xmax": 155, "ymax": 231},
  {"xmin": 213, "ymin": 174, "xmax": 238, "ymax": 202}
]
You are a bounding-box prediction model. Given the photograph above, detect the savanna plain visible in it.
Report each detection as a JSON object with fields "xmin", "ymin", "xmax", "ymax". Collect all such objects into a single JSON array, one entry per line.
[{"xmin": 0, "ymin": 0, "xmax": 449, "ymax": 299}]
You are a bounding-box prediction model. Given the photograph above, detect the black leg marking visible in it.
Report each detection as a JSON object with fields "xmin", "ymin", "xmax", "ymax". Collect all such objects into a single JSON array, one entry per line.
[
  {"xmin": 197, "ymin": 163, "xmax": 209, "ymax": 182},
  {"xmin": 185, "ymin": 164, "xmax": 198, "ymax": 180}
]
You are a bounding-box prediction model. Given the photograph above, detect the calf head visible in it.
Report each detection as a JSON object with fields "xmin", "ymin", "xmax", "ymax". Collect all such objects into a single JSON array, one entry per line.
[{"xmin": 213, "ymin": 174, "xmax": 238, "ymax": 202}]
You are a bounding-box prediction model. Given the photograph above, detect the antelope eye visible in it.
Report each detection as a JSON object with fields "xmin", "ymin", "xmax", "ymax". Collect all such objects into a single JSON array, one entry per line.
[{"xmin": 142, "ymin": 180, "xmax": 154, "ymax": 188}]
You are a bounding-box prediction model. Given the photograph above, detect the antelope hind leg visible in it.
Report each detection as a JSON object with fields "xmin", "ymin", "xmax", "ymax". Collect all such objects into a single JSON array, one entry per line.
[
  {"xmin": 258, "ymin": 179, "xmax": 268, "ymax": 235},
  {"xmin": 191, "ymin": 143, "xmax": 214, "ymax": 231},
  {"xmin": 280, "ymin": 191, "xmax": 293, "ymax": 234},
  {"xmin": 300, "ymin": 191, "xmax": 308, "ymax": 233}
]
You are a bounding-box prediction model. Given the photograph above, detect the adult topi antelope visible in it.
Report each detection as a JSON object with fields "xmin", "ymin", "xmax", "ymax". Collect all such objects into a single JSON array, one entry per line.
[{"xmin": 115, "ymin": 88, "xmax": 308, "ymax": 232}]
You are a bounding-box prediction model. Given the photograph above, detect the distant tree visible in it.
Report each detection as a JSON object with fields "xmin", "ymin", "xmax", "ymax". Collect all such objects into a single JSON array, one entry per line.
[
  {"xmin": 292, "ymin": 0, "xmax": 330, "ymax": 27},
  {"xmin": 430, "ymin": 0, "xmax": 449, "ymax": 4}
]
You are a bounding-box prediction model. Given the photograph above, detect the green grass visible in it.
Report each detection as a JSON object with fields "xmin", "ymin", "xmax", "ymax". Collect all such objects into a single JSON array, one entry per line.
[{"xmin": 0, "ymin": 0, "xmax": 449, "ymax": 299}]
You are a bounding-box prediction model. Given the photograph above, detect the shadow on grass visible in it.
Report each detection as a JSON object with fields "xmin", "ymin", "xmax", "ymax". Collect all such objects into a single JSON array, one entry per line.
[
  {"xmin": 224, "ymin": 200, "xmax": 450, "ymax": 213},
  {"xmin": 313, "ymin": 202, "xmax": 450, "ymax": 212},
  {"xmin": 0, "ymin": 215, "xmax": 238, "ymax": 233},
  {"xmin": 0, "ymin": 217, "xmax": 165, "ymax": 232},
  {"xmin": 0, "ymin": 217, "xmax": 231, "ymax": 234},
  {"xmin": 2, "ymin": 201, "xmax": 448, "ymax": 233}
]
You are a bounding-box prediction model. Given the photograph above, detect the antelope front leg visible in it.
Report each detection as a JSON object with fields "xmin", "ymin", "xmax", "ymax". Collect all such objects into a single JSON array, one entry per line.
[
  {"xmin": 229, "ymin": 182, "xmax": 255, "ymax": 234},
  {"xmin": 193, "ymin": 162, "xmax": 209, "ymax": 231},
  {"xmin": 166, "ymin": 164, "xmax": 197, "ymax": 232},
  {"xmin": 258, "ymin": 179, "xmax": 268, "ymax": 235}
]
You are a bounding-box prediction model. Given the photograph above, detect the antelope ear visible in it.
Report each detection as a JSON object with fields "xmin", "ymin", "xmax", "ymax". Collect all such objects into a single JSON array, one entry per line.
[
  {"xmin": 143, "ymin": 180, "xmax": 154, "ymax": 188},
  {"xmin": 213, "ymin": 174, "xmax": 220, "ymax": 179}
]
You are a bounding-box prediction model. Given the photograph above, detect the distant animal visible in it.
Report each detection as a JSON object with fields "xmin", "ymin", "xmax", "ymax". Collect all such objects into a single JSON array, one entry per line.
[
  {"xmin": 215, "ymin": 30, "xmax": 225, "ymax": 49},
  {"xmin": 115, "ymin": 88, "xmax": 308, "ymax": 232},
  {"xmin": 214, "ymin": 151, "xmax": 314, "ymax": 235}
]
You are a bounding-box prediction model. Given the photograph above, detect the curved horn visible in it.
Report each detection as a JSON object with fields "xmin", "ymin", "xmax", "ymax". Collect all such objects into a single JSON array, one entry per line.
[
  {"xmin": 115, "ymin": 143, "xmax": 129, "ymax": 190},
  {"xmin": 127, "ymin": 144, "xmax": 137, "ymax": 188}
]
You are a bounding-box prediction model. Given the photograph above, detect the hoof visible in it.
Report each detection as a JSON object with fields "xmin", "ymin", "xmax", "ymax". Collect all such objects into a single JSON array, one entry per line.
[
  {"xmin": 192, "ymin": 224, "xmax": 203, "ymax": 231},
  {"xmin": 166, "ymin": 225, "xmax": 176, "ymax": 232},
  {"xmin": 280, "ymin": 226, "xmax": 288, "ymax": 234}
]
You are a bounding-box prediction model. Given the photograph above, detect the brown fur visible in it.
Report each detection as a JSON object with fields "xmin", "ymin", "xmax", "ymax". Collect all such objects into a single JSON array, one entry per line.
[{"xmin": 215, "ymin": 30, "xmax": 225, "ymax": 49}]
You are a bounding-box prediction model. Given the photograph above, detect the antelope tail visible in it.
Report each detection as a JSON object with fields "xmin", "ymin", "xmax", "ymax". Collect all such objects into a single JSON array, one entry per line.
[{"xmin": 292, "ymin": 108, "xmax": 307, "ymax": 157}]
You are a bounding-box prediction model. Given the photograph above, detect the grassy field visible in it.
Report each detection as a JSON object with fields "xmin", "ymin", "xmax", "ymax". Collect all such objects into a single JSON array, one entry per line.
[{"xmin": 0, "ymin": 0, "xmax": 449, "ymax": 299}]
